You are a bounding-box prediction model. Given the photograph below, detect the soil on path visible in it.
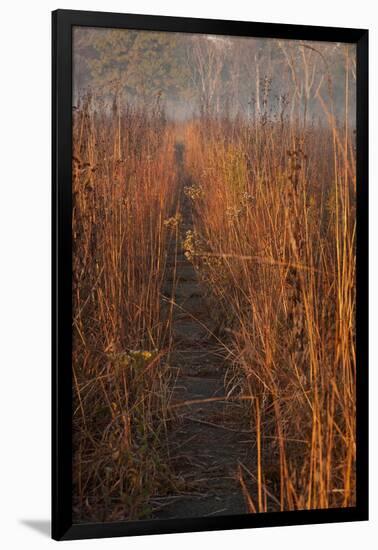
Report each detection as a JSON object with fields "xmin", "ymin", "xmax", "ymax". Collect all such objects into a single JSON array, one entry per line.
[{"xmin": 152, "ymin": 142, "xmax": 255, "ymax": 520}]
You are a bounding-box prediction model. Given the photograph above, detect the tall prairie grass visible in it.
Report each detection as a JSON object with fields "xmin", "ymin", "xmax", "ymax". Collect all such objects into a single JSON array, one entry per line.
[
  {"xmin": 183, "ymin": 102, "xmax": 356, "ymax": 510},
  {"xmin": 72, "ymin": 47, "xmax": 356, "ymax": 519},
  {"xmin": 72, "ymin": 95, "xmax": 179, "ymax": 522}
]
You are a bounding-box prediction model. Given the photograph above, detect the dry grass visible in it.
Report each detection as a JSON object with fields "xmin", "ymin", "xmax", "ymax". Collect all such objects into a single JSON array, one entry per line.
[
  {"xmin": 182, "ymin": 102, "xmax": 356, "ymax": 510},
  {"xmin": 72, "ymin": 95, "xmax": 180, "ymax": 522},
  {"xmin": 72, "ymin": 51, "xmax": 356, "ymax": 519}
]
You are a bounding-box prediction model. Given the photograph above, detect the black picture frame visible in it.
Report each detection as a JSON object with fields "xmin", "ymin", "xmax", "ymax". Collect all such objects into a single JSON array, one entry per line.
[{"xmin": 52, "ymin": 9, "xmax": 369, "ymax": 541}]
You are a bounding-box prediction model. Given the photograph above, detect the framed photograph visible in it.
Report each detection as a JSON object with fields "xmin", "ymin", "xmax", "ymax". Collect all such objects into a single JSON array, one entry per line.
[{"xmin": 52, "ymin": 9, "xmax": 368, "ymax": 541}]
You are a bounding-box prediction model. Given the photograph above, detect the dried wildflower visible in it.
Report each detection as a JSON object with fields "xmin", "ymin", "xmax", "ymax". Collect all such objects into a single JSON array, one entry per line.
[
  {"xmin": 226, "ymin": 205, "xmax": 245, "ymax": 220},
  {"xmin": 164, "ymin": 213, "xmax": 182, "ymax": 228},
  {"xmin": 241, "ymin": 191, "xmax": 255, "ymax": 204},
  {"xmin": 110, "ymin": 349, "xmax": 157, "ymax": 371},
  {"xmin": 184, "ymin": 185, "xmax": 203, "ymax": 201},
  {"xmin": 183, "ymin": 229, "xmax": 196, "ymax": 261}
]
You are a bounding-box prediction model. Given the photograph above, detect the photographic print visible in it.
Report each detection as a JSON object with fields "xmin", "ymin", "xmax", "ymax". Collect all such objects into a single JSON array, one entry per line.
[{"xmin": 52, "ymin": 10, "xmax": 368, "ymax": 540}]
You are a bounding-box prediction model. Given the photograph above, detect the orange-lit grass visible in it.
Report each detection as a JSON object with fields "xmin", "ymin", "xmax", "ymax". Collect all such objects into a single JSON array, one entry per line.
[
  {"xmin": 72, "ymin": 96, "xmax": 180, "ymax": 522},
  {"xmin": 183, "ymin": 110, "xmax": 356, "ymax": 511}
]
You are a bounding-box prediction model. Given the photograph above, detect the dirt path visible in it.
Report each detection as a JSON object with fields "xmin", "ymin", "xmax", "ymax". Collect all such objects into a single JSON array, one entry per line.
[{"xmin": 153, "ymin": 142, "xmax": 254, "ymax": 519}]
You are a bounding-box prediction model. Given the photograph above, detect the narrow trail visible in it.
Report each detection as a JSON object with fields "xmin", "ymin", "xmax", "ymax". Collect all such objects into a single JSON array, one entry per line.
[{"xmin": 153, "ymin": 142, "xmax": 254, "ymax": 520}]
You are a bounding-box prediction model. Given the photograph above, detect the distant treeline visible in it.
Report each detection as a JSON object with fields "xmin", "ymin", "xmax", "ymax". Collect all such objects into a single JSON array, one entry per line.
[{"xmin": 73, "ymin": 28, "xmax": 356, "ymax": 123}]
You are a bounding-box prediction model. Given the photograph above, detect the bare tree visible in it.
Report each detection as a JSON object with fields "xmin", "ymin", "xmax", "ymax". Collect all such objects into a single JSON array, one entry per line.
[{"xmin": 188, "ymin": 35, "xmax": 229, "ymax": 117}]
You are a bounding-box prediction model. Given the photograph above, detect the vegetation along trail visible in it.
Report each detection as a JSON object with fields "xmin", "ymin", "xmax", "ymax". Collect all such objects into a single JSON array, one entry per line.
[
  {"xmin": 152, "ymin": 140, "xmax": 255, "ymax": 519},
  {"xmin": 72, "ymin": 29, "xmax": 356, "ymax": 521}
]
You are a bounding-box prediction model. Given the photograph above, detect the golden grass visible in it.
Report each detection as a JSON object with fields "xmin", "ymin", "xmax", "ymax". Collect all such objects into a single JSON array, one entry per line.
[
  {"xmin": 182, "ymin": 109, "xmax": 356, "ymax": 511},
  {"xmin": 72, "ymin": 57, "xmax": 356, "ymax": 518},
  {"xmin": 72, "ymin": 95, "xmax": 180, "ymax": 522}
]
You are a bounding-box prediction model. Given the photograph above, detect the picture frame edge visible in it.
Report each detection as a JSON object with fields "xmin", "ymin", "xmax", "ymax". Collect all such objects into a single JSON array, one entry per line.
[{"xmin": 51, "ymin": 9, "xmax": 369, "ymax": 541}]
